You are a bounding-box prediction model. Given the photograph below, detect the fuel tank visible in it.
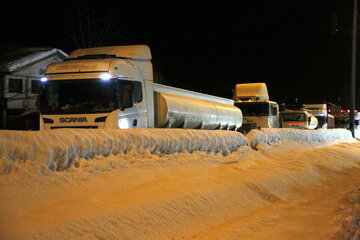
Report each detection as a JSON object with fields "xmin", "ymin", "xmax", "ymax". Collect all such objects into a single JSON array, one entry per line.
[{"xmin": 153, "ymin": 84, "xmax": 242, "ymax": 130}]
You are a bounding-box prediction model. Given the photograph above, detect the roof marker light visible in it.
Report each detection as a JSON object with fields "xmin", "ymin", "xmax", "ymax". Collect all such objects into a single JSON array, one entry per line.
[
  {"xmin": 100, "ymin": 73, "xmax": 111, "ymax": 81},
  {"xmin": 41, "ymin": 77, "xmax": 48, "ymax": 82}
]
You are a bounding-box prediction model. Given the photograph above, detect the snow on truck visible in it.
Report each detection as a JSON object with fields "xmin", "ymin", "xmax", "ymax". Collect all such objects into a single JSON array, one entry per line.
[
  {"xmin": 233, "ymin": 83, "xmax": 279, "ymax": 133},
  {"xmin": 38, "ymin": 45, "xmax": 242, "ymax": 130},
  {"xmin": 302, "ymin": 103, "xmax": 335, "ymax": 129}
]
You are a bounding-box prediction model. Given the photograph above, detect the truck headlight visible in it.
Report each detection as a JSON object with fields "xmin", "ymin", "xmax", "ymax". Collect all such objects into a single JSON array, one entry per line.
[
  {"xmin": 118, "ymin": 118, "xmax": 130, "ymax": 129},
  {"xmin": 100, "ymin": 73, "xmax": 111, "ymax": 81}
]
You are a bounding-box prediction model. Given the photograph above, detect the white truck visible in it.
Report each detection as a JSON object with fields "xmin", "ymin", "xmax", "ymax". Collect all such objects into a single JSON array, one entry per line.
[
  {"xmin": 233, "ymin": 83, "xmax": 279, "ymax": 133},
  {"xmin": 334, "ymin": 110, "xmax": 360, "ymax": 129},
  {"xmin": 280, "ymin": 110, "xmax": 318, "ymax": 130},
  {"xmin": 302, "ymin": 103, "xmax": 334, "ymax": 129},
  {"xmin": 38, "ymin": 45, "xmax": 242, "ymax": 130}
]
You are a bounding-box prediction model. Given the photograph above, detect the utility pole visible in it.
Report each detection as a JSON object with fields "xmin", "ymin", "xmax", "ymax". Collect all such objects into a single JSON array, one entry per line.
[{"xmin": 350, "ymin": 0, "xmax": 357, "ymax": 137}]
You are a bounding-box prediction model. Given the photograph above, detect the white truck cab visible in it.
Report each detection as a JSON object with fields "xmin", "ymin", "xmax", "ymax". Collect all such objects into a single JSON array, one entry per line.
[
  {"xmin": 280, "ymin": 110, "xmax": 318, "ymax": 130},
  {"xmin": 234, "ymin": 83, "xmax": 279, "ymax": 133},
  {"xmin": 302, "ymin": 103, "xmax": 333, "ymax": 129}
]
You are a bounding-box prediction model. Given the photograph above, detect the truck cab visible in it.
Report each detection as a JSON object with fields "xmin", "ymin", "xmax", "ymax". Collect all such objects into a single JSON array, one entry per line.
[
  {"xmin": 235, "ymin": 101, "xmax": 279, "ymax": 131},
  {"xmin": 302, "ymin": 103, "xmax": 334, "ymax": 129},
  {"xmin": 39, "ymin": 45, "xmax": 152, "ymax": 130},
  {"xmin": 280, "ymin": 110, "xmax": 318, "ymax": 130},
  {"xmin": 234, "ymin": 83, "xmax": 280, "ymax": 133}
]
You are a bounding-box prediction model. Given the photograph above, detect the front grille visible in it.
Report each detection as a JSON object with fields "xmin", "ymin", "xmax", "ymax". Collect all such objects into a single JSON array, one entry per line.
[{"xmin": 50, "ymin": 126, "xmax": 98, "ymax": 129}]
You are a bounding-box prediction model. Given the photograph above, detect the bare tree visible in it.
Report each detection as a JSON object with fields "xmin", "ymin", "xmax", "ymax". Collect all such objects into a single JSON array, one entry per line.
[{"xmin": 65, "ymin": 1, "xmax": 124, "ymax": 48}]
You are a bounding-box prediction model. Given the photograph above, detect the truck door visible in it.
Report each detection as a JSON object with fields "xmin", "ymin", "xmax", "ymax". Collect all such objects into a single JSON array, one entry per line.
[
  {"xmin": 114, "ymin": 80, "xmax": 147, "ymax": 129},
  {"xmin": 269, "ymin": 103, "xmax": 280, "ymax": 128}
]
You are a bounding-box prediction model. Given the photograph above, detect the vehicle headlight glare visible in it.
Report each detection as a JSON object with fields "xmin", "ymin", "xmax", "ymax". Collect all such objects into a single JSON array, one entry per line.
[
  {"xmin": 101, "ymin": 73, "xmax": 111, "ymax": 81},
  {"xmin": 118, "ymin": 118, "xmax": 130, "ymax": 129}
]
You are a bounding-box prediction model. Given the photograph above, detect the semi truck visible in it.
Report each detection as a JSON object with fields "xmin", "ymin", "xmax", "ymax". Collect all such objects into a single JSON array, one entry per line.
[
  {"xmin": 280, "ymin": 110, "xmax": 318, "ymax": 129},
  {"xmin": 38, "ymin": 45, "xmax": 243, "ymax": 130},
  {"xmin": 302, "ymin": 103, "xmax": 335, "ymax": 129},
  {"xmin": 334, "ymin": 110, "xmax": 360, "ymax": 129},
  {"xmin": 233, "ymin": 83, "xmax": 279, "ymax": 133}
]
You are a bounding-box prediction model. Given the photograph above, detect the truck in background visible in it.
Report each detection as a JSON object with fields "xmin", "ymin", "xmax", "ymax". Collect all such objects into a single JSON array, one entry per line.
[
  {"xmin": 38, "ymin": 45, "xmax": 242, "ymax": 130},
  {"xmin": 334, "ymin": 109, "xmax": 360, "ymax": 129},
  {"xmin": 302, "ymin": 103, "xmax": 335, "ymax": 129},
  {"xmin": 280, "ymin": 110, "xmax": 318, "ymax": 130},
  {"xmin": 233, "ymin": 83, "xmax": 279, "ymax": 133}
]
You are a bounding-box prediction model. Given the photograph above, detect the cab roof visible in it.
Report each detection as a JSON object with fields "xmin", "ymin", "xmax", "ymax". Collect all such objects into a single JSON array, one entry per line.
[
  {"xmin": 69, "ymin": 45, "xmax": 152, "ymax": 60},
  {"xmin": 234, "ymin": 83, "xmax": 269, "ymax": 101}
]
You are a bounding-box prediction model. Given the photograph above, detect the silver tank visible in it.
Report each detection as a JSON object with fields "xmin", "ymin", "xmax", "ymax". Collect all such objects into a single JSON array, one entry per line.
[{"xmin": 153, "ymin": 84, "xmax": 242, "ymax": 130}]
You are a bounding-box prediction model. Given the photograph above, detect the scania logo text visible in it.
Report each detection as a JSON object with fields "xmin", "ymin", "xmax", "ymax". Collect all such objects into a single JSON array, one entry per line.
[{"xmin": 59, "ymin": 117, "xmax": 88, "ymax": 123}]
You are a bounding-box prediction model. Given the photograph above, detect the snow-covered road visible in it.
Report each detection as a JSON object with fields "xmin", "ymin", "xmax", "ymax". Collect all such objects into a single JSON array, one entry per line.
[{"xmin": 0, "ymin": 128, "xmax": 359, "ymax": 240}]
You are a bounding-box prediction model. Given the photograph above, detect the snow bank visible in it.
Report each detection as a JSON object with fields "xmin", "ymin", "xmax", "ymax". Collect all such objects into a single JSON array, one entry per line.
[
  {"xmin": 1, "ymin": 132, "xmax": 360, "ymax": 240},
  {"xmin": 0, "ymin": 128, "xmax": 360, "ymax": 239},
  {"xmin": 0, "ymin": 129, "xmax": 248, "ymax": 175},
  {"xmin": 246, "ymin": 128, "xmax": 354, "ymax": 148},
  {"xmin": 0, "ymin": 128, "xmax": 355, "ymax": 176}
]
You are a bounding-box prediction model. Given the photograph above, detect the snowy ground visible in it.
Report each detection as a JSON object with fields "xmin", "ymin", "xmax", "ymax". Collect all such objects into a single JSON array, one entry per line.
[{"xmin": 0, "ymin": 128, "xmax": 359, "ymax": 240}]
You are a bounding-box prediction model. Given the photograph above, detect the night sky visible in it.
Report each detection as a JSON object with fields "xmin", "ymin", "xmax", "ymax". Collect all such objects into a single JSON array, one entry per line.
[{"xmin": 1, "ymin": 0, "xmax": 357, "ymax": 109}]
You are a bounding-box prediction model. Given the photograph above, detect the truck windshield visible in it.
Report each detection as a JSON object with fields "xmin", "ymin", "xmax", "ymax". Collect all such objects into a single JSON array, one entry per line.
[
  {"xmin": 281, "ymin": 113, "xmax": 306, "ymax": 122},
  {"xmin": 235, "ymin": 102, "xmax": 269, "ymax": 116},
  {"xmin": 39, "ymin": 79, "xmax": 142, "ymax": 114}
]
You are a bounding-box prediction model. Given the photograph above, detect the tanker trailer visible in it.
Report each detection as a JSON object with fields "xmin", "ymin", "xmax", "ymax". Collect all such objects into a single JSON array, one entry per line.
[{"xmin": 38, "ymin": 45, "xmax": 242, "ymax": 130}]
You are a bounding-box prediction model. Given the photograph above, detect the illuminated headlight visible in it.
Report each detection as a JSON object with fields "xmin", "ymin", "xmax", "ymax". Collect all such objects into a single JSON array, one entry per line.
[
  {"xmin": 118, "ymin": 118, "xmax": 130, "ymax": 129},
  {"xmin": 41, "ymin": 77, "xmax": 48, "ymax": 82},
  {"xmin": 100, "ymin": 73, "xmax": 112, "ymax": 81}
]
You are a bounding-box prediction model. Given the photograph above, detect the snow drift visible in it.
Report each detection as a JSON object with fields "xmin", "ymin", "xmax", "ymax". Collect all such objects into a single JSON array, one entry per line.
[
  {"xmin": 246, "ymin": 128, "xmax": 353, "ymax": 148},
  {"xmin": 0, "ymin": 128, "xmax": 354, "ymax": 175},
  {"xmin": 0, "ymin": 129, "xmax": 248, "ymax": 175},
  {"xmin": 0, "ymin": 128, "xmax": 359, "ymax": 240}
]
